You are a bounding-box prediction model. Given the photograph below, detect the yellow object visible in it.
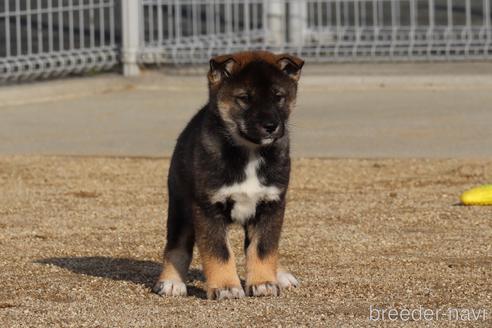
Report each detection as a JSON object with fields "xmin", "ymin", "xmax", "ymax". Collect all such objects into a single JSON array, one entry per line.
[{"xmin": 460, "ymin": 185, "xmax": 492, "ymax": 205}]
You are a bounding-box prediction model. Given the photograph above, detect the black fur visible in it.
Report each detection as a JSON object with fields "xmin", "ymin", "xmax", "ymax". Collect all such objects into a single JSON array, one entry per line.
[{"xmin": 163, "ymin": 52, "xmax": 302, "ymax": 278}]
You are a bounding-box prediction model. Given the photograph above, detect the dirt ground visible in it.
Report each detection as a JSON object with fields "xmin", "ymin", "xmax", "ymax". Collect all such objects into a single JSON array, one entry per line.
[{"xmin": 0, "ymin": 156, "xmax": 490, "ymax": 327}]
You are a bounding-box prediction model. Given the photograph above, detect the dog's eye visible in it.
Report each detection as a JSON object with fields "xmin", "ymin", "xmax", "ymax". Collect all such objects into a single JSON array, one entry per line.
[
  {"xmin": 275, "ymin": 93, "xmax": 286, "ymax": 103},
  {"xmin": 235, "ymin": 94, "xmax": 250, "ymax": 104}
]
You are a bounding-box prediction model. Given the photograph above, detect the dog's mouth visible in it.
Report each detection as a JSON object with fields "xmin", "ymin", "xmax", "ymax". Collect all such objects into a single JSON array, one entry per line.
[
  {"xmin": 260, "ymin": 137, "xmax": 275, "ymax": 145},
  {"xmin": 237, "ymin": 126, "xmax": 282, "ymax": 146},
  {"xmin": 238, "ymin": 128, "xmax": 263, "ymax": 145}
]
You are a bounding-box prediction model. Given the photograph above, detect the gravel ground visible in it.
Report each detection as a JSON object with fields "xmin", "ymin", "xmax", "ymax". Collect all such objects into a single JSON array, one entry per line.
[{"xmin": 0, "ymin": 156, "xmax": 490, "ymax": 327}]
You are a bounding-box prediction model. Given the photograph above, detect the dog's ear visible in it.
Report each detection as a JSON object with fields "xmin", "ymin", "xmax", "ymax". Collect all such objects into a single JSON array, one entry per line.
[
  {"xmin": 208, "ymin": 54, "xmax": 238, "ymax": 85},
  {"xmin": 277, "ymin": 54, "xmax": 304, "ymax": 82}
]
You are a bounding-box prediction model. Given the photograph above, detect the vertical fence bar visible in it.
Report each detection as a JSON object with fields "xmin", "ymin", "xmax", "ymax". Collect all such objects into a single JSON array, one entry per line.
[
  {"xmin": 234, "ymin": 0, "xmax": 239, "ymax": 33},
  {"xmin": 90, "ymin": 0, "xmax": 95, "ymax": 48},
  {"xmin": 466, "ymin": 0, "xmax": 472, "ymax": 28},
  {"xmin": 371, "ymin": 0, "xmax": 379, "ymax": 57},
  {"xmin": 429, "ymin": 0, "xmax": 435, "ymax": 29},
  {"xmin": 226, "ymin": 0, "xmax": 232, "ymax": 52},
  {"xmin": 158, "ymin": 0, "xmax": 163, "ymax": 45},
  {"xmin": 252, "ymin": 1, "xmax": 257, "ymax": 31},
  {"xmin": 261, "ymin": 0, "xmax": 269, "ymax": 47},
  {"xmin": 79, "ymin": 0, "xmax": 85, "ymax": 48},
  {"xmin": 175, "ymin": 0, "xmax": 181, "ymax": 44},
  {"xmin": 206, "ymin": 0, "xmax": 212, "ymax": 36},
  {"xmin": 343, "ymin": 0, "xmax": 348, "ymax": 26},
  {"xmin": 485, "ymin": 0, "xmax": 491, "ymax": 53},
  {"xmin": 428, "ymin": 0, "xmax": 435, "ymax": 56},
  {"xmin": 186, "ymin": 2, "xmax": 192, "ymax": 39},
  {"xmin": 410, "ymin": 0, "xmax": 417, "ymax": 56},
  {"xmin": 149, "ymin": 0, "xmax": 154, "ymax": 44},
  {"xmin": 378, "ymin": 0, "xmax": 383, "ymax": 26},
  {"xmin": 99, "ymin": 0, "xmax": 105, "ymax": 47},
  {"xmin": 109, "ymin": 0, "xmax": 115, "ymax": 46},
  {"xmin": 309, "ymin": 1, "xmax": 313, "ymax": 29},
  {"xmin": 360, "ymin": 0, "xmax": 366, "ymax": 28},
  {"xmin": 447, "ymin": 0, "xmax": 453, "ymax": 30},
  {"xmin": 315, "ymin": 0, "xmax": 324, "ymax": 57},
  {"xmin": 59, "ymin": 0, "xmax": 64, "ymax": 51},
  {"xmin": 27, "ymin": 0, "xmax": 33, "ymax": 55},
  {"xmin": 335, "ymin": 0, "xmax": 341, "ymax": 27},
  {"xmin": 214, "ymin": 0, "xmax": 219, "ymax": 35},
  {"xmin": 37, "ymin": 0, "xmax": 42, "ymax": 53},
  {"xmin": 16, "ymin": 0, "xmax": 21, "ymax": 55},
  {"xmin": 192, "ymin": 0, "xmax": 198, "ymax": 56},
  {"xmin": 326, "ymin": 0, "xmax": 332, "ymax": 28},
  {"xmin": 168, "ymin": 1, "xmax": 174, "ymax": 40},
  {"xmin": 48, "ymin": 0, "xmax": 53, "ymax": 52},
  {"xmin": 290, "ymin": 0, "xmax": 307, "ymax": 46},
  {"xmin": 446, "ymin": 0, "xmax": 453, "ymax": 56},
  {"xmin": 140, "ymin": 1, "xmax": 145, "ymax": 53},
  {"xmin": 69, "ymin": 0, "xmax": 74, "ymax": 50},
  {"xmin": 390, "ymin": 0, "xmax": 397, "ymax": 56},
  {"xmin": 5, "ymin": 0, "xmax": 10, "ymax": 57},
  {"xmin": 465, "ymin": 0, "xmax": 472, "ymax": 54},
  {"xmin": 391, "ymin": 0, "xmax": 398, "ymax": 29},
  {"xmin": 354, "ymin": 0, "xmax": 360, "ymax": 56},
  {"xmin": 372, "ymin": 0, "xmax": 378, "ymax": 27},
  {"xmin": 268, "ymin": 0, "xmax": 283, "ymax": 46},
  {"xmin": 244, "ymin": 0, "xmax": 250, "ymax": 46},
  {"xmin": 335, "ymin": 0, "xmax": 341, "ymax": 47},
  {"xmin": 122, "ymin": 0, "xmax": 141, "ymax": 76}
]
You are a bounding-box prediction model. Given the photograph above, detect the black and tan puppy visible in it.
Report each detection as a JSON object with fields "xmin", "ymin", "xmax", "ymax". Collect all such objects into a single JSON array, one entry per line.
[{"xmin": 153, "ymin": 51, "xmax": 304, "ymax": 300}]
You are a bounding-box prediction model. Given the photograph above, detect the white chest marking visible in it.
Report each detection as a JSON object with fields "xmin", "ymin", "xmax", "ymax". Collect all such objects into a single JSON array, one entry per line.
[{"xmin": 211, "ymin": 156, "xmax": 281, "ymax": 225}]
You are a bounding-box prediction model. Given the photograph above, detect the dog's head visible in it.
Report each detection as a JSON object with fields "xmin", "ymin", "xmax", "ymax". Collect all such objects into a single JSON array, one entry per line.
[{"xmin": 208, "ymin": 51, "xmax": 304, "ymax": 146}]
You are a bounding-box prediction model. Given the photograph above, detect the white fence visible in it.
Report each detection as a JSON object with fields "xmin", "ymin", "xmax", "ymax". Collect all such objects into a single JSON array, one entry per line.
[
  {"xmin": 138, "ymin": 0, "xmax": 492, "ymax": 66},
  {"xmin": 0, "ymin": 0, "xmax": 119, "ymax": 82},
  {"xmin": 1, "ymin": 0, "xmax": 492, "ymax": 82}
]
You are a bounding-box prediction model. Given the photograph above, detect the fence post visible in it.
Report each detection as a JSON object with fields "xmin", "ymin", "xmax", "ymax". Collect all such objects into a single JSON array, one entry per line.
[
  {"xmin": 267, "ymin": 0, "xmax": 285, "ymax": 47},
  {"xmin": 289, "ymin": 0, "xmax": 307, "ymax": 47},
  {"xmin": 122, "ymin": 0, "xmax": 140, "ymax": 76}
]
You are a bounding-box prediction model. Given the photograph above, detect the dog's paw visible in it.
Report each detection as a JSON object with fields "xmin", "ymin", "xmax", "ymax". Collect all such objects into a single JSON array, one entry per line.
[
  {"xmin": 246, "ymin": 282, "xmax": 280, "ymax": 297},
  {"xmin": 277, "ymin": 271, "xmax": 299, "ymax": 289},
  {"xmin": 208, "ymin": 286, "xmax": 245, "ymax": 300},
  {"xmin": 152, "ymin": 280, "xmax": 187, "ymax": 297}
]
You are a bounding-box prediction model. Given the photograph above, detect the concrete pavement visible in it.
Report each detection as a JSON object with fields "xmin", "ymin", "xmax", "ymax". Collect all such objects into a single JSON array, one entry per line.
[{"xmin": 1, "ymin": 62, "xmax": 492, "ymax": 158}]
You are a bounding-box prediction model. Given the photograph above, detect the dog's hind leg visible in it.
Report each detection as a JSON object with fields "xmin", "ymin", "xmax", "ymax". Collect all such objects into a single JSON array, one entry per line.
[{"xmin": 153, "ymin": 193, "xmax": 194, "ymax": 297}]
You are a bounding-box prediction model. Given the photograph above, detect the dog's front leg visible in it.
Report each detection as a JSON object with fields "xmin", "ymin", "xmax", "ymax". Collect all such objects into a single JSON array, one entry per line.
[
  {"xmin": 193, "ymin": 204, "xmax": 244, "ymax": 300},
  {"xmin": 244, "ymin": 202, "xmax": 285, "ymax": 297}
]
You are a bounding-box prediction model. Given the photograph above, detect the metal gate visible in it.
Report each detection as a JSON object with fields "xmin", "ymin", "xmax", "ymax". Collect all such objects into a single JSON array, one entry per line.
[
  {"xmin": 300, "ymin": 0, "xmax": 492, "ymax": 61},
  {"xmin": 138, "ymin": 0, "xmax": 269, "ymax": 65},
  {"xmin": 137, "ymin": 0, "xmax": 492, "ymax": 66},
  {"xmin": 0, "ymin": 0, "xmax": 119, "ymax": 82},
  {"xmin": 1, "ymin": 1, "xmax": 492, "ymax": 82}
]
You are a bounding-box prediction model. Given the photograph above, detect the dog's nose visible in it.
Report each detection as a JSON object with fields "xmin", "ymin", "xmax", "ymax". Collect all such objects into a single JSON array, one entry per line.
[{"xmin": 261, "ymin": 122, "xmax": 279, "ymax": 134}]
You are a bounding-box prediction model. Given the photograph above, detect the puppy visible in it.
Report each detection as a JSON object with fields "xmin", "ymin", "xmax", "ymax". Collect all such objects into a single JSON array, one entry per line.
[{"xmin": 153, "ymin": 51, "xmax": 304, "ymax": 300}]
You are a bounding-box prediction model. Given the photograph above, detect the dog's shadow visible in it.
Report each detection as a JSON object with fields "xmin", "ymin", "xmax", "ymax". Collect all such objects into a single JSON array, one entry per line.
[{"xmin": 35, "ymin": 256, "xmax": 207, "ymax": 299}]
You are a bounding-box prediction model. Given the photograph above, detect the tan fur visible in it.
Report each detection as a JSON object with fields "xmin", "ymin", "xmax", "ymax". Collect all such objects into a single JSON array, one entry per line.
[
  {"xmin": 246, "ymin": 237, "xmax": 278, "ymax": 286},
  {"xmin": 158, "ymin": 248, "xmax": 191, "ymax": 282},
  {"xmin": 201, "ymin": 250, "xmax": 241, "ymax": 290},
  {"xmin": 217, "ymin": 99, "xmax": 235, "ymax": 126},
  {"xmin": 192, "ymin": 204, "xmax": 241, "ymax": 294}
]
